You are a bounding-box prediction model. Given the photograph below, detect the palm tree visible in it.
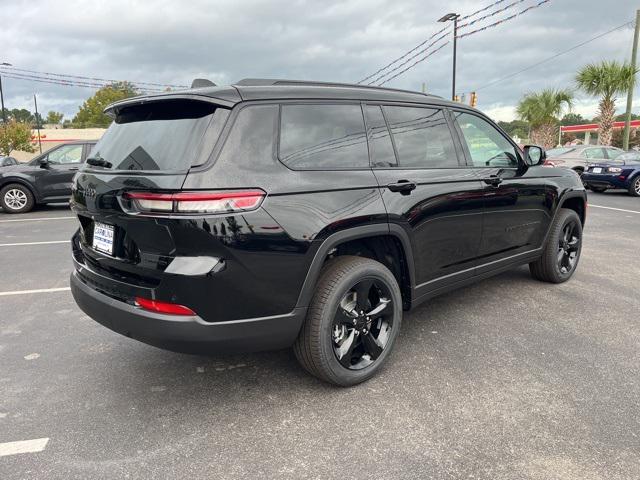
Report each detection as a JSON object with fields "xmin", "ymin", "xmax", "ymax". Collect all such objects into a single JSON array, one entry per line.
[
  {"xmin": 575, "ymin": 61, "xmax": 637, "ymax": 146},
  {"xmin": 516, "ymin": 89, "xmax": 573, "ymax": 149}
]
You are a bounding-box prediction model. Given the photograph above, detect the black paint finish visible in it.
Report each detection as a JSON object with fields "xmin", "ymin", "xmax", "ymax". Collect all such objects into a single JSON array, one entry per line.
[{"xmin": 69, "ymin": 83, "xmax": 586, "ymax": 354}]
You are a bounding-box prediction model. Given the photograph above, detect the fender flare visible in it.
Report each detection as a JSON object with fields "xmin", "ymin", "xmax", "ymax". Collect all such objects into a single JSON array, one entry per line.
[
  {"xmin": 0, "ymin": 177, "xmax": 40, "ymax": 203},
  {"xmin": 294, "ymin": 223, "xmax": 416, "ymax": 309},
  {"xmin": 556, "ymin": 188, "xmax": 587, "ymax": 224}
]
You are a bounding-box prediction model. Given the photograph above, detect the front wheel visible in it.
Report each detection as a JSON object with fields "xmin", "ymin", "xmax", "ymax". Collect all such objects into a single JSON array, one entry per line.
[
  {"xmin": 529, "ymin": 208, "xmax": 582, "ymax": 283},
  {"xmin": 628, "ymin": 176, "xmax": 640, "ymax": 197},
  {"xmin": 0, "ymin": 183, "xmax": 35, "ymax": 214},
  {"xmin": 294, "ymin": 256, "xmax": 402, "ymax": 386}
]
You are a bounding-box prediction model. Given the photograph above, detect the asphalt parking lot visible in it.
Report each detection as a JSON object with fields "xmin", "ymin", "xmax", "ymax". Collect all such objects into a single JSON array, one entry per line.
[{"xmin": 1, "ymin": 193, "xmax": 639, "ymax": 480}]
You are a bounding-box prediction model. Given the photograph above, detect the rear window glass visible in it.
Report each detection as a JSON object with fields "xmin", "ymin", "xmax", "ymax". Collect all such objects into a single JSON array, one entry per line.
[
  {"xmin": 89, "ymin": 100, "xmax": 229, "ymax": 171},
  {"xmin": 547, "ymin": 147, "xmax": 575, "ymax": 157},
  {"xmin": 384, "ymin": 106, "xmax": 458, "ymax": 168},
  {"xmin": 279, "ymin": 104, "xmax": 369, "ymax": 169}
]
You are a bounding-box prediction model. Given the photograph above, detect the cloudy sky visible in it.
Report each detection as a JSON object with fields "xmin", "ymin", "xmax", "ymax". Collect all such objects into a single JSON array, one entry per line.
[{"xmin": 1, "ymin": 0, "xmax": 637, "ymax": 122}]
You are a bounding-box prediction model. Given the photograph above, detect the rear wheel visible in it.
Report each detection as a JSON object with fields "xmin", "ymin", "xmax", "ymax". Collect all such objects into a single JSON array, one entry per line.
[
  {"xmin": 529, "ymin": 208, "xmax": 582, "ymax": 283},
  {"xmin": 628, "ymin": 176, "xmax": 640, "ymax": 197},
  {"xmin": 0, "ymin": 183, "xmax": 35, "ymax": 214},
  {"xmin": 293, "ymin": 256, "xmax": 402, "ymax": 386}
]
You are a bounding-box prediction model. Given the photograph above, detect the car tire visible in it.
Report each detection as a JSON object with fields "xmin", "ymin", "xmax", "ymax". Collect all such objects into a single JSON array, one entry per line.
[
  {"xmin": 628, "ymin": 176, "xmax": 640, "ymax": 197},
  {"xmin": 293, "ymin": 255, "xmax": 403, "ymax": 387},
  {"xmin": 529, "ymin": 208, "xmax": 582, "ymax": 284},
  {"xmin": 0, "ymin": 183, "xmax": 35, "ymax": 214},
  {"xmin": 589, "ymin": 186, "xmax": 607, "ymax": 193}
]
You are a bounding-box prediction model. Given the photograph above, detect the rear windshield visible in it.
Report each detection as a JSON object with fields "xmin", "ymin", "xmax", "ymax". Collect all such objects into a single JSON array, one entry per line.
[{"xmin": 89, "ymin": 99, "xmax": 229, "ymax": 171}]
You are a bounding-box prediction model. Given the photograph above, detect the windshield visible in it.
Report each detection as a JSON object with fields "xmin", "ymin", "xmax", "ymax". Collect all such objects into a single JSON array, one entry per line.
[
  {"xmin": 88, "ymin": 100, "xmax": 229, "ymax": 171},
  {"xmin": 618, "ymin": 152, "xmax": 640, "ymax": 163},
  {"xmin": 547, "ymin": 147, "xmax": 575, "ymax": 157}
]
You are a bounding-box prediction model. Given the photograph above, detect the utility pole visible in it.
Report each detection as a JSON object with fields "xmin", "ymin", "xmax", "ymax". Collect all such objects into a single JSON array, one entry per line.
[
  {"xmin": 438, "ymin": 13, "xmax": 460, "ymax": 101},
  {"xmin": 33, "ymin": 94, "xmax": 42, "ymax": 154},
  {"xmin": 623, "ymin": 10, "xmax": 640, "ymax": 151},
  {"xmin": 0, "ymin": 62, "xmax": 11, "ymax": 124}
]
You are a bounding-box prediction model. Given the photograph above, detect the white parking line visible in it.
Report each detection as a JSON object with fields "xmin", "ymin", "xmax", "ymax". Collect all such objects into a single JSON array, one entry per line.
[
  {"xmin": 0, "ymin": 240, "xmax": 70, "ymax": 247},
  {"xmin": 0, "ymin": 438, "xmax": 49, "ymax": 457},
  {"xmin": 0, "ymin": 216, "xmax": 75, "ymax": 223},
  {"xmin": 589, "ymin": 204, "xmax": 640, "ymax": 215},
  {"xmin": 0, "ymin": 287, "xmax": 71, "ymax": 297}
]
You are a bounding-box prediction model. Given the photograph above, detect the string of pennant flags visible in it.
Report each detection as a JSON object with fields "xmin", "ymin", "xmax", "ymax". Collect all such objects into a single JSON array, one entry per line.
[
  {"xmin": 367, "ymin": 30, "xmax": 452, "ymax": 85},
  {"xmin": 356, "ymin": 25, "xmax": 451, "ymax": 84},
  {"xmin": 364, "ymin": 0, "xmax": 553, "ymax": 86},
  {"xmin": 378, "ymin": 43, "xmax": 451, "ymax": 87},
  {"xmin": 457, "ymin": 0, "xmax": 552, "ymax": 40},
  {"xmin": 460, "ymin": 0, "xmax": 509, "ymax": 21},
  {"xmin": 458, "ymin": 0, "xmax": 528, "ymax": 29}
]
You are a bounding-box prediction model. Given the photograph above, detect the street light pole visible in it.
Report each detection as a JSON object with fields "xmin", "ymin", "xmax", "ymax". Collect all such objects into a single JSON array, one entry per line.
[
  {"xmin": 439, "ymin": 13, "xmax": 460, "ymax": 101},
  {"xmin": 0, "ymin": 62, "xmax": 12, "ymax": 124},
  {"xmin": 623, "ymin": 10, "xmax": 640, "ymax": 151}
]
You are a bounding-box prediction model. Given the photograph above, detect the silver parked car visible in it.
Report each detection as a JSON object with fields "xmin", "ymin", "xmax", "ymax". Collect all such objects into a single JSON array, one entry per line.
[{"xmin": 545, "ymin": 145, "xmax": 624, "ymax": 174}]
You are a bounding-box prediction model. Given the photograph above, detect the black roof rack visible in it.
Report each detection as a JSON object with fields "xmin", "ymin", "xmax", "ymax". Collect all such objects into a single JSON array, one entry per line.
[{"xmin": 234, "ymin": 78, "xmax": 439, "ymax": 98}]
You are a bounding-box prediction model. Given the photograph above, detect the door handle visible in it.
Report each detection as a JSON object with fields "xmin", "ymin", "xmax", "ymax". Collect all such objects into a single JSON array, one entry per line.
[
  {"xmin": 482, "ymin": 175, "xmax": 502, "ymax": 186},
  {"xmin": 69, "ymin": 167, "xmax": 79, "ymax": 171},
  {"xmin": 387, "ymin": 180, "xmax": 417, "ymax": 195}
]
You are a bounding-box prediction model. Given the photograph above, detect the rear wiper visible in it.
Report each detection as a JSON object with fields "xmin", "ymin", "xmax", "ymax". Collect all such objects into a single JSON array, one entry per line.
[{"xmin": 86, "ymin": 156, "xmax": 112, "ymax": 168}]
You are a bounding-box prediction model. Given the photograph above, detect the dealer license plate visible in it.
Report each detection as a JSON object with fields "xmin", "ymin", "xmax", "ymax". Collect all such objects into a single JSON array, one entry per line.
[{"xmin": 93, "ymin": 222, "xmax": 114, "ymax": 255}]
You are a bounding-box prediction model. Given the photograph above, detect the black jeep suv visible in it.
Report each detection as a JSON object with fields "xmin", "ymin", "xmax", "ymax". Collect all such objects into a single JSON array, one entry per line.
[
  {"xmin": 0, "ymin": 141, "xmax": 97, "ymax": 213},
  {"xmin": 69, "ymin": 79, "xmax": 586, "ymax": 386}
]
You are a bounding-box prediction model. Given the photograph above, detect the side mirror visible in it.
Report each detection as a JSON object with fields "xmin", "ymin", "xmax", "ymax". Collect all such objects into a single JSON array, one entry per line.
[
  {"xmin": 523, "ymin": 145, "xmax": 546, "ymax": 166},
  {"xmin": 39, "ymin": 157, "xmax": 49, "ymax": 168}
]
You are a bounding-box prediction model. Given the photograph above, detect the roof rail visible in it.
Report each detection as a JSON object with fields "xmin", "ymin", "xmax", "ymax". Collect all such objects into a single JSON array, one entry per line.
[{"xmin": 234, "ymin": 78, "xmax": 439, "ymax": 98}]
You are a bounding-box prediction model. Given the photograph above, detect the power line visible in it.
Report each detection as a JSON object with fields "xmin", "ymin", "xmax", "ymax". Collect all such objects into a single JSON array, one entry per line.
[{"xmin": 472, "ymin": 19, "xmax": 635, "ymax": 91}]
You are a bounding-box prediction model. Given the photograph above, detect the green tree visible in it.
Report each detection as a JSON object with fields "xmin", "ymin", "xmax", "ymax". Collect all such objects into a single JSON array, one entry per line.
[
  {"xmin": 497, "ymin": 120, "xmax": 529, "ymax": 140},
  {"xmin": 73, "ymin": 82, "xmax": 138, "ymax": 127},
  {"xmin": 560, "ymin": 113, "xmax": 587, "ymax": 126},
  {"xmin": 9, "ymin": 108, "xmax": 34, "ymax": 123},
  {"xmin": 46, "ymin": 111, "xmax": 64, "ymax": 124},
  {"xmin": 0, "ymin": 120, "xmax": 35, "ymax": 156},
  {"xmin": 575, "ymin": 61, "xmax": 637, "ymax": 146},
  {"xmin": 516, "ymin": 88, "xmax": 573, "ymax": 149}
]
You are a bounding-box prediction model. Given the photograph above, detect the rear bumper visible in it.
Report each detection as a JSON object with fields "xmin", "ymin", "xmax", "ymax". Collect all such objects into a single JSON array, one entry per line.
[
  {"xmin": 70, "ymin": 270, "xmax": 306, "ymax": 354},
  {"xmin": 582, "ymin": 173, "xmax": 628, "ymax": 189}
]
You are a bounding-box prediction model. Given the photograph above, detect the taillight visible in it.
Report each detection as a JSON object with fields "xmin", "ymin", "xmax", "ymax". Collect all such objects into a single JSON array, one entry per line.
[
  {"xmin": 122, "ymin": 190, "xmax": 265, "ymax": 215},
  {"xmin": 135, "ymin": 297, "xmax": 196, "ymax": 316},
  {"xmin": 607, "ymin": 167, "xmax": 622, "ymax": 173}
]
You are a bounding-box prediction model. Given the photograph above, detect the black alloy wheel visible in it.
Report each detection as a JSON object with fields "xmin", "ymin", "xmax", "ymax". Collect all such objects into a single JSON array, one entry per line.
[
  {"xmin": 557, "ymin": 220, "xmax": 581, "ymax": 275},
  {"xmin": 529, "ymin": 208, "xmax": 583, "ymax": 283},
  {"xmin": 331, "ymin": 278, "xmax": 394, "ymax": 370},
  {"xmin": 294, "ymin": 256, "xmax": 402, "ymax": 386}
]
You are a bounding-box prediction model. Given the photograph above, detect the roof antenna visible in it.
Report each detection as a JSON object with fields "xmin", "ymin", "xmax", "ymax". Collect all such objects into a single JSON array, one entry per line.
[{"xmin": 191, "ymin": 78, "xmax": 217, "ymax": 88}]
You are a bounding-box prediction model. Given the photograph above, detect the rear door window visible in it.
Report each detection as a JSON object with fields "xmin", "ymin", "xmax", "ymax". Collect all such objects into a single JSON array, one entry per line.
[
  {"xmin": 382, "ymin": 106, "xmax": 458, "ymax": 168},
  {"xmin": 48, "ymin": 144, "xmax": 84, "ymax": 164},
  {"xmin": 364, "ymin": 105, "xmax": 397, "ymax": 167},
  {"xmin": 89, "ymin": 100, "xmax": 229, "ymax": 171},
  {"xmin": 279, "ymin": 104, "xmax": 369, "ymax": 169},
  {"xmin": 583, "ymin": 148, "xmax": 606, "ymax": 160}
]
